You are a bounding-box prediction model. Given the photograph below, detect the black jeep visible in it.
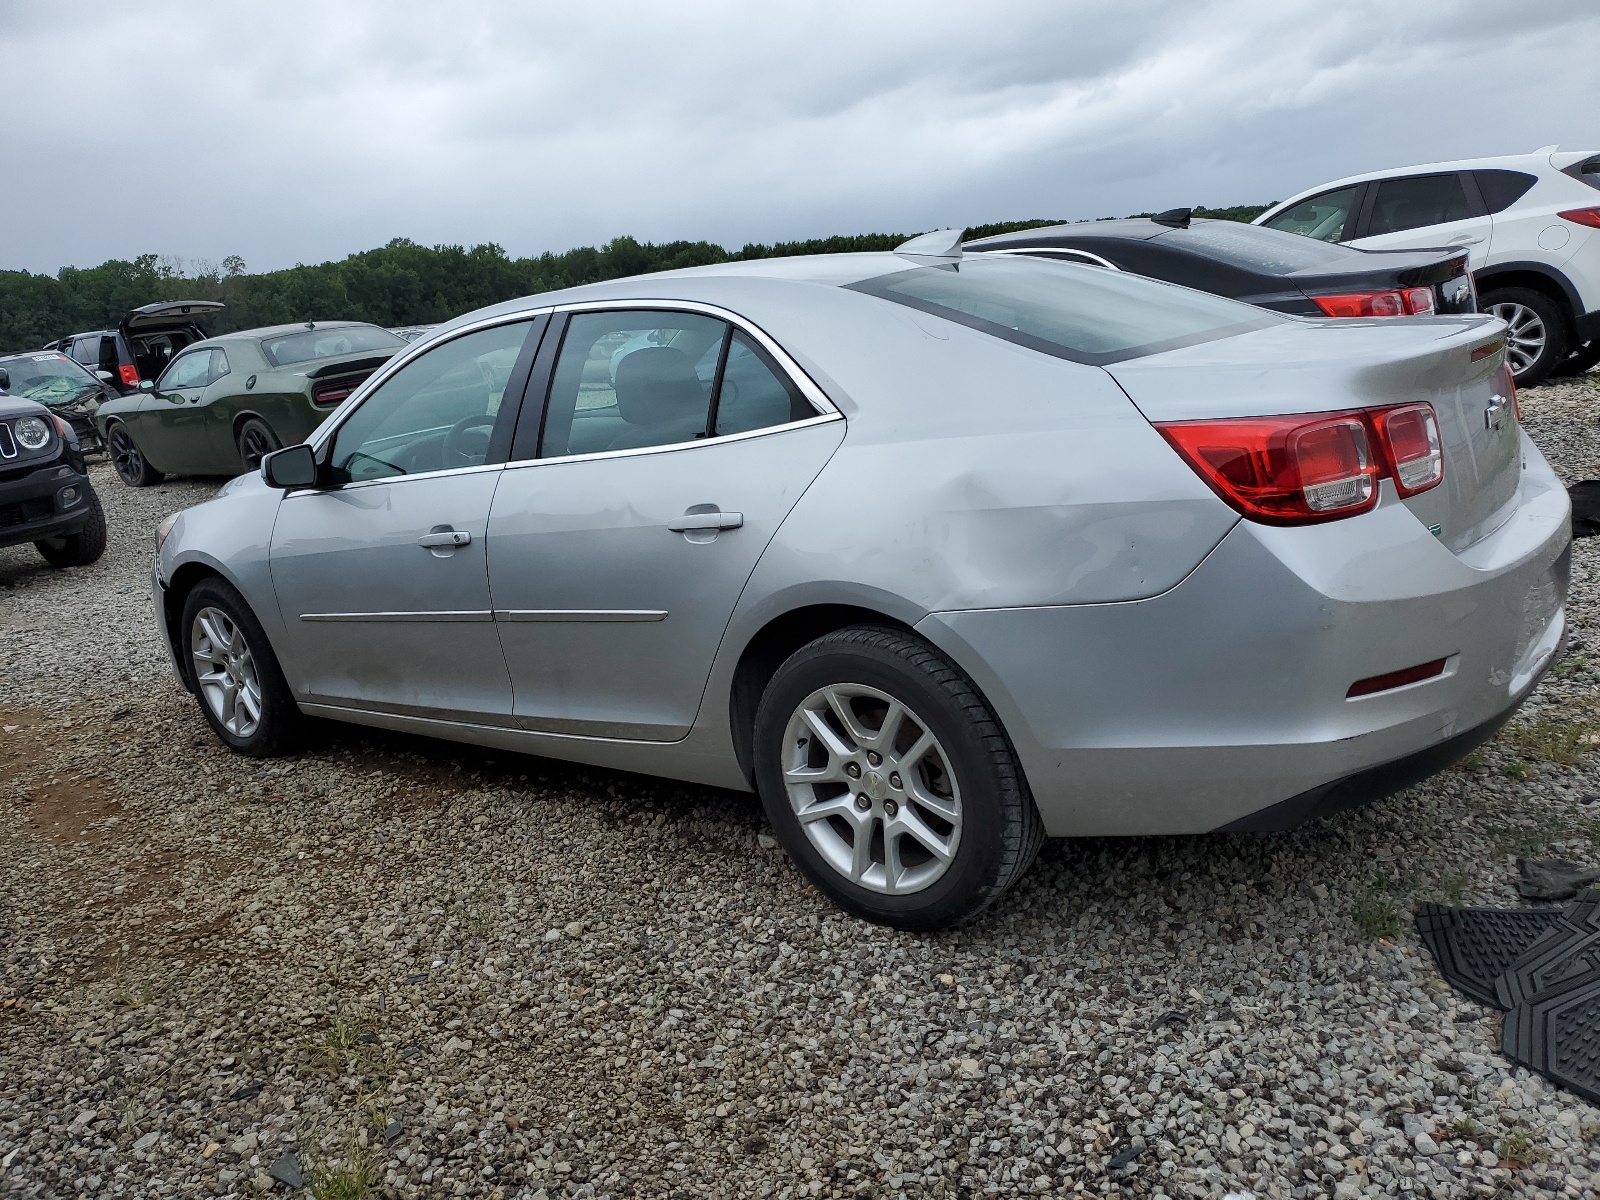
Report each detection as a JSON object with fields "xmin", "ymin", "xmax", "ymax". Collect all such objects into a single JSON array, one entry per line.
[{"xmin": 0, "ymin": 366, "xmax": 106, "ymax": 568}]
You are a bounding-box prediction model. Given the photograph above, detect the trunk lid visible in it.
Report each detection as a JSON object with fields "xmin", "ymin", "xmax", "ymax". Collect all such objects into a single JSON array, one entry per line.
[
  {"xmin": 1106, "ymin": 315, "xmax": 1520, "ymax": 552},
  {"xmin": 120, "ymin": 300, "xmax": 225, "ymax": 333},
  {"xmin": 1289, "ymin": 249, "xmax": 1476, "ymax": 314}
]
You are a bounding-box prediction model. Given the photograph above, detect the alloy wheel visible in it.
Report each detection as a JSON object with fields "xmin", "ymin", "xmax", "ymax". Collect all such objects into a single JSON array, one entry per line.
[
  {"xmin": 239, "ymin": 426, "xmax": 276, "ymax": 470},
  {"xmin": 781, "ymin": 683, "xmax": 963, "ymax": 895},
  {"xmin": 1488, "ymin": 300, "xmax": 1546, "ymax": 377},
  {"xmin": 109, "ymin": 426, "xmax": 143, "ymax": 485},
  {"xmin": 191, "ymin": 606, "xmax": 263, "ymax": 738}
]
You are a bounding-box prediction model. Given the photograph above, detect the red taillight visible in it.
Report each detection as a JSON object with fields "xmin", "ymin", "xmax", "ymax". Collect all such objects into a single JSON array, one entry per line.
[
  {"xmin": 1311, "ymin": 289, "xmax": 1436, "ymax": 318},
  {"xmin": 1558, "ymin": 207, "xmax": 1600, "ymax": 229},
  {"xmin": 1374, "ymin": 403, "xmax": 1443, "ymax": 496},
  {"xmin": 118, "ymin": 364, "xmax": 140, "ymax": 387},
  {"xmin": 312, "ymin": 382, "xmax": 354, "ymax": 407},
  {"xmin": 1156, "ymin": 402, "xmax": 1444, "ymax": 525},
  {"xmin": 1502, "ymin": 364, "xmax": 1520, "ymax": 422}
]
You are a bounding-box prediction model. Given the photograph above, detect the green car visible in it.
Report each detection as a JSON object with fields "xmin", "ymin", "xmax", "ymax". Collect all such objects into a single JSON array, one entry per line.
[{"xmin": 95, "ymin": 321, "xmax": 407, "ymax": 486}]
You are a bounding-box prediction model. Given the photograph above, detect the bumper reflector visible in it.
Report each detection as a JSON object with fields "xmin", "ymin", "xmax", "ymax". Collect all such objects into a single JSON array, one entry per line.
[{"xmin": 1347, "ymin": 658, "xmax": 1449, "ymax": 698}]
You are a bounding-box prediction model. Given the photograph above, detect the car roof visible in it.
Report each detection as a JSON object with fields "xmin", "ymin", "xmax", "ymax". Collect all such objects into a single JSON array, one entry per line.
[
  {"xmin": 1264, "ymin": 147, "xmax": 1600, "ymax": 217},
  {"xmin": 216, "ymin": 320, "xmax": 383, "ymax": 341},
  {"xmin": 967, "ymin": 219, "xmax": 1170, "ymax": 246}
]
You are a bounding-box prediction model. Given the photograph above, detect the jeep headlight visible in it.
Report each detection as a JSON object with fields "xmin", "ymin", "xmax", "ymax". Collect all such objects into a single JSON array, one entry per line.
[{"xmin": 13, "ymin": 416, "xmax": 50, "ymax": 451}]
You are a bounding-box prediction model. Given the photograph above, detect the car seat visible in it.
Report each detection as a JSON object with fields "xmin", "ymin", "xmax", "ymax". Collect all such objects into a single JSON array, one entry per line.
[{"xmin": 606, "ymin": 347, "xmax": 710, "ymax": 450}]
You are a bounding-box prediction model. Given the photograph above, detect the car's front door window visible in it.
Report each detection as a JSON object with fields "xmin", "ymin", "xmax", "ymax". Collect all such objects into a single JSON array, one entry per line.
[
  {"xmin": 329, "ymin": 320, "xmax": 533, "ymax": 483},
  {"xmin": 539, "ymin": 311, "xmax": 725, "ymax": 457},
  {"xmin": 1263, "ymin": 185, "xmax": 1361, "ymax": 242},
  {"xmin": 1365, "ymin": 173, "xmax": 1472, "ymax": 236},
  {"xmin": 160, "ymin": 349, "xmax": 213, "ymax": 391}
]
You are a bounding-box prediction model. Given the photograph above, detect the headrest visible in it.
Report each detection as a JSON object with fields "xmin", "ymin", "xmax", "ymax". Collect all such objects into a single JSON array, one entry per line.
[{"xmin": 613, "ymin": 346, "xmax": 705, "ymax": 426}]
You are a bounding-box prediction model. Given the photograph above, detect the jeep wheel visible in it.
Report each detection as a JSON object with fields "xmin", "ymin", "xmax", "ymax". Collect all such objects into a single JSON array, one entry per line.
[{"xmin": 34, "ymin": 489, "xmax": 107, "ymax": 568}]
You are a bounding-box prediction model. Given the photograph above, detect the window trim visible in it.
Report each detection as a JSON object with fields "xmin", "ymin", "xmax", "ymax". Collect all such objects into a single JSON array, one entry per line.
[{"xmin": 975, "ymin": 246, "xmax": 1122, "ymax": 271}]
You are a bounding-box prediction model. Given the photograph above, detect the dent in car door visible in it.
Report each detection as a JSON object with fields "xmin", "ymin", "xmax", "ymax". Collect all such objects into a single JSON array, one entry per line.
[{"xmin": 488, "ymin": 421, "xmax": 845, "ymax": 740}]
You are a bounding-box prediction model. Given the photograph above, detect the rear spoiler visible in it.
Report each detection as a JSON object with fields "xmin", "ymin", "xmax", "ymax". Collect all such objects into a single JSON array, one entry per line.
[{"xmin": 305, "ymin": 354, "xmax": 396, "ymax": 379}]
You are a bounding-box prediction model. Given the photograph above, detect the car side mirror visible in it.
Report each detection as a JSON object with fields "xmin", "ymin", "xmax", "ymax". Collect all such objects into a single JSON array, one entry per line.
[
  {"xmin": 96, "ymin": 369, "xmax": 115, "ymax": 382},
  {"xmin": 0, "ymin": 368, "xmax": 9, "ymax": 391},
  {"xmin": 261, "ymin": 443, "xmax": 319, "ymax": 489},
  {"xmin": 138, "ymin": 379, "xmax": 155, "ymax": 391}
]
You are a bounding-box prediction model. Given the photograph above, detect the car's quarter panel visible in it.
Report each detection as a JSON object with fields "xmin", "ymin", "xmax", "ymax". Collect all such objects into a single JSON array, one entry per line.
[
  {"xmin": 917, "ymin": 437, "xmax": 1570, "ymax": 836},
  {"xmin": 267, "ymin": 468, "xmax": 514, "ymax": 723},
  {"xmin": 487, "ymin": 420, "xmax": 845, "ymax": 739}
]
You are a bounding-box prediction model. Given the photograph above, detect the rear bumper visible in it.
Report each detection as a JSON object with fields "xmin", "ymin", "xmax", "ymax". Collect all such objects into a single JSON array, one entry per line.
[{"xmin": 916, "ymin": 434, "xmax": 1572, "ymax": 836}]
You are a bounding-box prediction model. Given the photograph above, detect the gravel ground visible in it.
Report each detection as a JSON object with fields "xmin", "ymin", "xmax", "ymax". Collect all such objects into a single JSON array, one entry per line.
[{"xmin": 3, "ymin": 373, "xmax": 1600, "ymax": 1200}]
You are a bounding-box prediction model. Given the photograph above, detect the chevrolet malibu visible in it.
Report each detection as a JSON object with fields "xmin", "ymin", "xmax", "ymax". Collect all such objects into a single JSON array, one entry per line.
[{"xmin": 150, "ymin": 234, "xmax": 1571, "ymax": 929}]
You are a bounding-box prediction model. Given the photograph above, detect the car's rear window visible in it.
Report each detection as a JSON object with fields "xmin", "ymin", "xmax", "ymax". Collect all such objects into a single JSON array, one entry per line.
[
  {"xmin": 1565, "ymin": 155, "xmax": 1600, "ymax": 193},
  {"xmin": 260, "ymin": 325, "xmax": 405, "ymax": 367},
  {"xmin": 1161, "ymin": 220, "xmax": 1359, "ymax": 273},
  {"xmin": 847, "ymin": 255, "xmax": 1277, "ymax": 365}
]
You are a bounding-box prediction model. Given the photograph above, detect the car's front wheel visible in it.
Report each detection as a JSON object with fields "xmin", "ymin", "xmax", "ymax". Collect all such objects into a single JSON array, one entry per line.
[
  {"xmin": 108, "ymin": 422, "xmax": 163, "ymax": 487},
  {"xmin": 236, "ymin": 418, "xmax": 281, "ymax": 473},
  {"xmin": 1482, "ymin": 287, "xmax": 1570, "ymax": 387},
  {"xmin": 753, "ymin": 625, "xmax": 1044, "ymax": 930},
  {"xmin": 180, "ymin": 577, "xmax": 302, "ymax": 756},
  {"xmin": 34, "ymin": 489, "xmax": 107, "ymax": 568}
]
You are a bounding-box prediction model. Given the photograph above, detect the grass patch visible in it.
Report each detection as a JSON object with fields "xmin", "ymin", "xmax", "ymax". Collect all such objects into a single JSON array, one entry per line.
[
  {"xmin": 303, "ymin": 1010, "xmax": 393, "ymax": 1082},
  {"xmin": 1552, "ymin": 653, "xmax": 1588, "ymax": 678},
  {"xmin": 1503, "ymin": 759, "xmax": 1529, "ymax": 781},
  {"xmin": 310, "ymin": 1147, "xmax": 378, "ymax": 1200},
  {"xmin": 1502, "ymin": 718, "xmax": 1599, "ymax": 767},
  {"xmin": 1494, "ymin": 1127, "xmax": 1545, "ymax": 1168},
  {"xmin": 1353, "ymin": 888, "xmax": 1401, "ymax": 940},
  {"xmin": 1456, "ymin": 747, "xmax": 1486, "ymax": 772}
]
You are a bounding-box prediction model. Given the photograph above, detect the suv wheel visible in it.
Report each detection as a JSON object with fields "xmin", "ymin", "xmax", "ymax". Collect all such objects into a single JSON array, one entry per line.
[
  {"xmin": 181, "ymin": 577, "xmax": 302, "ymax": 756},
  {"xmin": 1482, "ymin": 287, "xmax": 1570, "ymax": 387},
  {"xmin": 108, "ymin": 423, "xmax": 163, "ymax": 487},
  {"xmin": 236, "ymin": 418, "xmax": 281, "ymax": 472},
  {"xmin": 34, "ymin": 489, "xmax": 107, "ymax": 568},
  {"xmin": 753, "ymin": 625, "xmax": 1044, "ymax": 930}
]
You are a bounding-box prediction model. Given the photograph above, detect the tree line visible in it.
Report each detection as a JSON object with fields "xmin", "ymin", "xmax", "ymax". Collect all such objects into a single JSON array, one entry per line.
[{"xmin": 0, "ymin": 206, "xmax": 1270, "ymax": 354}]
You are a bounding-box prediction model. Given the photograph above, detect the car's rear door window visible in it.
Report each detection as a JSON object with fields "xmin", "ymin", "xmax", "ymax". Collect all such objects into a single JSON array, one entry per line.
[
  {"xmin": 847, "ymin": 255, "xmax": 1276, "ymax": 365},
  {"xmin": 539, "ymin": 312, "xmax": 725, "ymax": 457},
  {"xmin": 713, "ymin": 332, "xmax": 813, "ymax": 436},
  {"xmin": 1263, "ymin": 186, "xmax": 1362, "ymax": 242},
  {"xmin": 1365, "ymin": 173, "xmax": 1473, "ymax": 236}
]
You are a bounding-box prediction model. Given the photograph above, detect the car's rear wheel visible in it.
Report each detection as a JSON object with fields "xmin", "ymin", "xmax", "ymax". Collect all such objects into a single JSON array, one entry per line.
[
  {"xmin": 108, "ymin": 423, "xmax": 163, "ymax": 487},
  {"xmin": 181, "ymin": 577, "xmax": 301, "ymax": 756},
  {"xmin": 34, "ymin": 489, "xmax": 107, "ymax": 568},
  {"xmin": 236, "ymin": 419, "xmax": 281, "ymax": 472},
  {"xmin": 1482, "ymin": 287, "xmax": 1570, "ymax": 387},
  {"xmin": 753, "ymin": 625, "xmax": 1044, "ymax": 930}
]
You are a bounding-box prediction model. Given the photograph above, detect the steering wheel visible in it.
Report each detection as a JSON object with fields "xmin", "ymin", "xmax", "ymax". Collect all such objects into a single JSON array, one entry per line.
[{"xmin": 441, "ymin": 414, "xmax": 496, "ymax": 469}]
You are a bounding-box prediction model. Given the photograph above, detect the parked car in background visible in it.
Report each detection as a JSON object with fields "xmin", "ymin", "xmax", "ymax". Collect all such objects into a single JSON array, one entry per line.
[
  {"xmin": 0, "ymin": 372, "xmax": 106, "ymax": 568},
  {"xmin": 389, "ymin": 325, "xmax": 437, "ymax": 342},
  {"xmin": 95, "ymin": 321, "xmax": 407, "ymax": 486},
  {"xmin": 0, "ymin": 350, "xmax": 114, "ymax": 453},
  {"xmin": 149, "ymin": 237, "xmax": 1567, "ymax": 929},
  {"xmin": 46, "ymin": 301, "xmax": 224, "ymax": 395},
  {"xmin": 966, "ymin": 213, "xmax": 1476, "ymax": 321},
  {"xmin": 1256, "ymin": 147, "xmax": 1600, "ymax": 384}
]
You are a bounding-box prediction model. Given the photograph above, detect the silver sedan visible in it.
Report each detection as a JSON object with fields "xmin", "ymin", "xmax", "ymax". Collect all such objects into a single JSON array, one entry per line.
[{"xmin": 151, "ymin": 234, "xmax": 1571, "ymax": 929}]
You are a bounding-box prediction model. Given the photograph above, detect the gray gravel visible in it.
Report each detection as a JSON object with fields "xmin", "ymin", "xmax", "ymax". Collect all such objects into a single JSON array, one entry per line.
[{"xmin": 4, "ymin": 374, "xmax": 1600, "ymax": 1199}]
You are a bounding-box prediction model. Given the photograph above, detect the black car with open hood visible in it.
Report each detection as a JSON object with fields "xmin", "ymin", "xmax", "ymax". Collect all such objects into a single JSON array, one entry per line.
[
  {"xmin": 0, "ymin": 368, "xmax": 105, "ymax": 568},
  {"xmin": 966, "ymin": 215, "xmax": 1476, "ymax": 320}
]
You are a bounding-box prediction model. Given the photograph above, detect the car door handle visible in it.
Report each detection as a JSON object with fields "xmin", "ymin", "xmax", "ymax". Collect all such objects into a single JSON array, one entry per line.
[
  {"xmin": 417, "ymin": 530, "xmax": 471, "ymax": 548},
  {"xmin": 667, "ymin": 511, "xmax": 743, "ymax": 532},
  {"xmin": 1447, "ymin": 235, "xmax": 1484, "ymax": 245}
]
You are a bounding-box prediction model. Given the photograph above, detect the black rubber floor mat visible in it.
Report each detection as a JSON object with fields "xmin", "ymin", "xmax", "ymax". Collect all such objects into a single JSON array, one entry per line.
[
  {"xmin": 1416, "ymin": 902, "xmax": 1566, "ymax": 1009},
  {"xmin": 1502, "ymin": 966, "xmax": 1600, "ymax": 1103},
  {"xmin": 1498, "ymin": 930, "xmax": 1600, "ymax": 1009}
]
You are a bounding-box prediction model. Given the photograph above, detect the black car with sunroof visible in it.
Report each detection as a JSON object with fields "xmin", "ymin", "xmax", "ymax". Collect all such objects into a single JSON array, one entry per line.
[{"xmin": 965, "ymin": 211, "xmax": 1476, "ymax": 320}]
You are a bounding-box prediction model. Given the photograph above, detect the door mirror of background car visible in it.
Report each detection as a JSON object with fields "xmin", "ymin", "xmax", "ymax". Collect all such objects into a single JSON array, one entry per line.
[
  {"xmin": 138, "ymin": 379, "xmax": 154, "ymax": 391},
  {"xmin": 96, "ymin": 369, "xmax": 115, "ymax": 382},
  {"xmin": 262, "ymin": 443, "xmax": 319, "ymax": 489},
  {"xmin": 0, "ymin": 368, "xmax": 9, "ymax": 391}
]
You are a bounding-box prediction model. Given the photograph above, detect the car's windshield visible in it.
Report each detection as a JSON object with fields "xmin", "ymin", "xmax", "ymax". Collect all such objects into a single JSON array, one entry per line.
[
  {"xmin": 0, "ymin": 353, "xmax": 101, "ymax": 405},
  {"xmin": 260, "ymin": 325, "xmax": 405, "ymax": 367},
  {"xmin": 848, "ymin": 255, "xmax": 1277, "ymax": 365}
]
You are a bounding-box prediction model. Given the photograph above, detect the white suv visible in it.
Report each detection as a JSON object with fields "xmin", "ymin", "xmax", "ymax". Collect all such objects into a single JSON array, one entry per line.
[{"xmin": 1255, "ymin": 147, "xmax": 1600, "ymax": 385}]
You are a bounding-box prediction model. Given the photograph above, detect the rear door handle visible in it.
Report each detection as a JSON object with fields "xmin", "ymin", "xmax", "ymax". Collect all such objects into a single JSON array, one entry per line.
[
  {"xmin": 667, "ymin": 511, "xmax": 743, "ymax": 532},
  {"xmin": 1447, "ymin": 235, "xmax": 1484, "ymax": 245},
  {"xmin": 417, "ymin": 530, "xmax": 471, "ymax": 548}
]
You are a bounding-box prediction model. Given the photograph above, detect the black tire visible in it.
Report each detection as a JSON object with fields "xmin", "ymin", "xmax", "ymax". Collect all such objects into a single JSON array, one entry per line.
[
  {"xmin": 108, "ymin": 422, "xmax": 163, "ymax": 487},
  {"xmin": 179, "ymin": 577, "xmax": 302, "ymax": 756},
  {"xmin": 33, "ymin": 487, "xmax": 107, "ymax": 568},
  {"xmin": 236, "ymin": 418, "xmax": 281, "ymax": 472},
  {"xmin": 1554, "ymin": 339, "xmax": 1600, "ymax": 378},
  {"xmin": 1481, "ymin": 287, "xmax": 1570, "ymax": 387},
  {"xmin": 752, "ymin": 625, "xmax": 1044, "ymax": 930}
]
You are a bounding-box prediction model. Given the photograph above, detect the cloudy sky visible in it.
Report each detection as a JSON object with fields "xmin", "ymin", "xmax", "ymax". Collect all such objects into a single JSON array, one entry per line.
[{"xmin": 3, "ymin": 0, "xmax": 1597, "ymax": 276}]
